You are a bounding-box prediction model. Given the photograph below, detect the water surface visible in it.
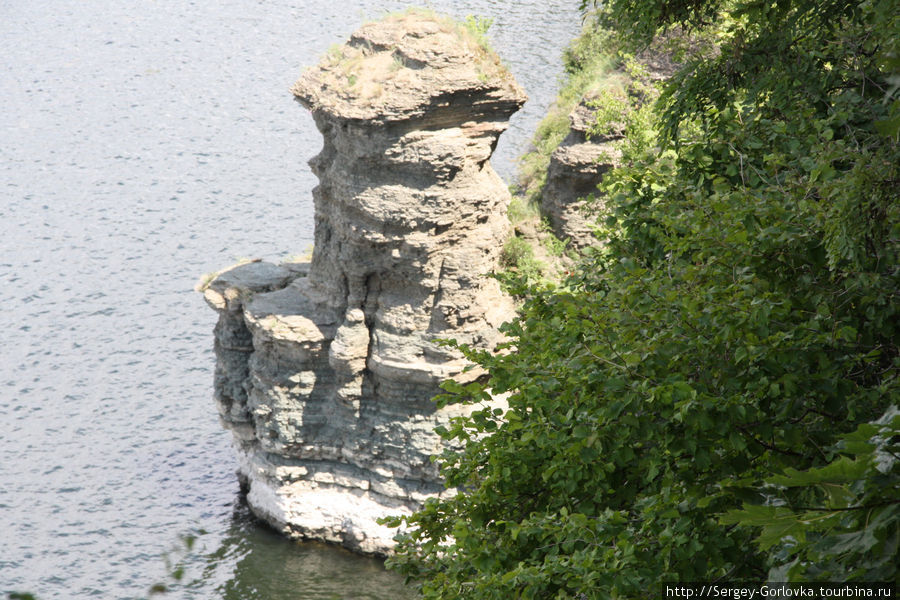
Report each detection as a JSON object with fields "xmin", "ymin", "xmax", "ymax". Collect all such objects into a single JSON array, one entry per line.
[{"xmin": 0, "ymin": 0, "xmax": 581, "ymax": 597}]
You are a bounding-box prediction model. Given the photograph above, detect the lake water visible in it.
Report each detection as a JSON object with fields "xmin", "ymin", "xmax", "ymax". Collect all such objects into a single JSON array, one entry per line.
[{"xmin": 0, "ymin": 1, "xmax": 581, "ymax": 597}]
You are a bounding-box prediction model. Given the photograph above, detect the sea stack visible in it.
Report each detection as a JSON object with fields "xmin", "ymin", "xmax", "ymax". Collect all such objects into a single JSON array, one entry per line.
[{"xmin": 201, "ymin": 11, "xmax": 525, "ymax": 555}]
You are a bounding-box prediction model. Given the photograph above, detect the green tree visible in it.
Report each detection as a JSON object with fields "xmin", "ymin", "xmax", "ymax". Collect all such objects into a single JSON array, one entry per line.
[
  {"xmin": 385, "ymin": 0, "xmax": 899, "ymax": 597},
  {"xmin": 723, "ymin": 406, "xmax": 899, "ymax": 582}
]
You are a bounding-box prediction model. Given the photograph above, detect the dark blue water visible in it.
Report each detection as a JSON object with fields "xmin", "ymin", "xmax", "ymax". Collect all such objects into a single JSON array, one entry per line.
[{"xmin": 0, "ymin": 0, "xmax": 580, "ymax": 597}]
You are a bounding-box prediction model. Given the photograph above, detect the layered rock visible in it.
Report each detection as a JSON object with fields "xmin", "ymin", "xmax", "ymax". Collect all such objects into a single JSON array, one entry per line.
[
  {"xmin": 541, "ymin": 93, "xmax": 623, "ymax": 248},
  {"xmin": 202, "ymin": 12, "xmax": 525, "ymax": 555},
  {"xmin": 541, "ymin": 46, "xmax": 679, "ymax": 248}
]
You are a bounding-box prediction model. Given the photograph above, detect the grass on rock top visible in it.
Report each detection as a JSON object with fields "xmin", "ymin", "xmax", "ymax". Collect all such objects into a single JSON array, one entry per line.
[{"xmin": 315, "ymin": 9, "xmax": 510, "ymax": 105}]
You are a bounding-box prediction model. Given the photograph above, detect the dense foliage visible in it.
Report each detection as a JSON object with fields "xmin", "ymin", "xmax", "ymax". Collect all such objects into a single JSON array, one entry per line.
[
  {"xmin": 385, "ymin": 0, "xmax": 899, "ymax": 596},
  {"xmin": 723, "ymin": 406, "xmax": 899, "ymax": 582}
]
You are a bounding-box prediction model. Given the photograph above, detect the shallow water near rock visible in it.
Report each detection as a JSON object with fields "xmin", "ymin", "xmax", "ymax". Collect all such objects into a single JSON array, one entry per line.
[{"xmin": 0, "ymin": 0, "xmax": 579, "ymax": 597}]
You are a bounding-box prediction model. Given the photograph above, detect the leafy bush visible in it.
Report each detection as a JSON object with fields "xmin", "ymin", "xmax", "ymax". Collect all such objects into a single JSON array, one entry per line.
[
  {"xmin": 386, "ymin": 0, "xmax": 899, "ymax": 596},
  {"xmin": 723, "ymin": 406, "xmax": 899, "ymax": 582},
  {"xmin": 500, "ymin": 236, "xmax": 545, "ymax": 282}
]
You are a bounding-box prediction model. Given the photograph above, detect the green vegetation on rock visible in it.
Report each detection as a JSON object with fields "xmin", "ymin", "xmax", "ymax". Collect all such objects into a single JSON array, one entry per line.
[
  {"xmin": 500, "ymin": 235, "xmax": 546, "ymax": 283},
  {"xmin": 515, "ymin": 22, "xmax": 617, "ymax": 205},
  {"xmin": 385, "ymin": 0, "xmax": 900, "ymax": 596},
  {"xmin": 315, "ymin": 9, "xmax": 509, "ymax": 105}
]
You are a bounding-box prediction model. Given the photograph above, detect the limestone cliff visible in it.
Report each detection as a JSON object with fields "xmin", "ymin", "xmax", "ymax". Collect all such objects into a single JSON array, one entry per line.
[
  {"xmin": 541, "ymin": 93, "xmax": 623, "ymax": 248},
  {"xmin": 541, "ymin": 45, "xmax": 679, "ymax": 248},
  {"xmin": 201, "ymin": 12, "xmax": 525, "ymax": 555}
]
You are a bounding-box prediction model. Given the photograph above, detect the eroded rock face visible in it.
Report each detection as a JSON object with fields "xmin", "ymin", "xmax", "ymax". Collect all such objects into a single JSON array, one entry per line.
[
  {"xmin": 202, "ymin": 12, "xmax": 525, "ymax": 555},
  {"xmin": 541, "ymin": 93, "xmax": 623, "ymax": 249},
  {"xmin": 541, "ymin": 46, "xmax": 679, "ymax": 249}
]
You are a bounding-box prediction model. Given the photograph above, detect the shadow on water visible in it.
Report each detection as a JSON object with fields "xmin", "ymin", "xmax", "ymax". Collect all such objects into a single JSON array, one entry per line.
[{"xmin": 175, "ymin": 487, "xmax": 418, "ymax": 600}]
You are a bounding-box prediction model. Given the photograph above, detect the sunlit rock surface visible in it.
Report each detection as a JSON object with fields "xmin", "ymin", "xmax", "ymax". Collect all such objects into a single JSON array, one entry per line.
[
  {"xmin": 541, "ymin": 44, "xmax": 679, "ymax": 248},
  {"xmin": 202, "ymin": 11, "xmax": 525, "ymax": 555},
  {"xmin": 541, "ymin": 93, "xmax": 623, "ymax": 248}
]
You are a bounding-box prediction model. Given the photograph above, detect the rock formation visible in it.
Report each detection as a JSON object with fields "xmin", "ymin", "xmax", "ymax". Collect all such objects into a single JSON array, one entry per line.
[
  {"xmin": 540, "ymin": 93, "xmax": 623, "ymax": 248},
  {"xmin": 541, "ymin": 46, "xmax": 679, "ymax": 248},
  {"xmin": 201, "ymin": 11, "xmax": 525, "ymax": 555}
]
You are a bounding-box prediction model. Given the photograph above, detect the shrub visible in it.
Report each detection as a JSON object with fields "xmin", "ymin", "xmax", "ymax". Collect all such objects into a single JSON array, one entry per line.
[{"xmin": 386, "ymin": 0, "xmax": 899, "ymax": 596}]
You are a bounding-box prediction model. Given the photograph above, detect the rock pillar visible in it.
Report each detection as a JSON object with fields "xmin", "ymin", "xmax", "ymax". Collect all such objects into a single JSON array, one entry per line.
[{"xmin": 201, "ymin": 11, "xmax": 525, "ymax": 555}]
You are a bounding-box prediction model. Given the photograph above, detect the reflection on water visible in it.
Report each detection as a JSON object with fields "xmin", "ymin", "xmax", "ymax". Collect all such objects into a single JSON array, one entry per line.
[{"xmin": 179, "ymin": 493, "xmax": 416, "ymax": 600}]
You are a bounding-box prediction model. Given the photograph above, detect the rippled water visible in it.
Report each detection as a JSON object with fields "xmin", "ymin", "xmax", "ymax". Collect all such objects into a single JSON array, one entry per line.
[{"xmin": 0, "ymin": 1, "xmax": 580, "ymax": 597}]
